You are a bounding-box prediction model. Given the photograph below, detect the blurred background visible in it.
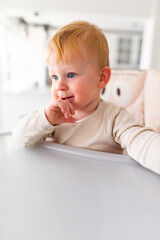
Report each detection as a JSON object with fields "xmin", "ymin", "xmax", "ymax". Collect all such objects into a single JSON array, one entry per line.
[{"xmin": 0, "ymin": 0, "xmax": 160, "ymax": 131}]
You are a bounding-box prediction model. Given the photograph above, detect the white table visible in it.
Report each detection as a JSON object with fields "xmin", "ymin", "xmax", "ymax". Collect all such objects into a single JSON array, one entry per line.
[{"xmin": 0, "ymin": 134, "xmax": 160, "ymax": 240}]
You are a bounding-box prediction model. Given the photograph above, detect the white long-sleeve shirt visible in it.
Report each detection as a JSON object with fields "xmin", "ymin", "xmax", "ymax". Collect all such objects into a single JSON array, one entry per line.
[{"xmin": 12, "ymin": 100, "xmax": 160, "ymax": 174}]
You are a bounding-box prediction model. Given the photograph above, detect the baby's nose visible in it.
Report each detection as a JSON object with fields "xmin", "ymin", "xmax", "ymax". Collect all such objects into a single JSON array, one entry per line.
[{"xmin": 56, "ymin": 78, "xmax": 68, "ymax": 90}]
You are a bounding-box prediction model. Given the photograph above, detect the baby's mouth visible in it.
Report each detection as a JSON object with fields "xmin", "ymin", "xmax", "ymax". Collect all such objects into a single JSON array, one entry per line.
[{"xmin": 62, "ymin": 96, "xmax": 74, "ymax": 101}]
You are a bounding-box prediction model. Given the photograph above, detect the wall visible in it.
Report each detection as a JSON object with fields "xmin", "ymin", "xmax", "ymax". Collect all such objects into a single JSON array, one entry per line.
[
  {"xmin": 0, "ymin": 0, "xmax": 152, "ymax": 17},
  {"xmin": 149, "ymin": 0, "xmax": 160, "ymax": 70}
]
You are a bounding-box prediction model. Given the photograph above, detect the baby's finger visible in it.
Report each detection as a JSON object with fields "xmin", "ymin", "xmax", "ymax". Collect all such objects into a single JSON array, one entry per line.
[
  {"xmin": 61, "ymin": 100, "xmax": 75, "ymax": 116},
  {"xmin": 65, "ymin": 102, "xmax": 75, "ymax": 118},
  {"xmin": 60, "ymin": 102, "xmax": 72, "ymax": 119},
  {"xmin": 57, "ymin": 99, "xmax": 75, "ymax": 118},
  {"xmin": 68, "ymin": 102, "xmax": 75, "ymax": 115}
]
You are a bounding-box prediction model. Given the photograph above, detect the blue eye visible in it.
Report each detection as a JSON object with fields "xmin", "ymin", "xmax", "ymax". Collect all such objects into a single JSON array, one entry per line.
[
  {"xmin": 67, "ymin": 73, "xmax": 76, "ymax": 78},
  {"xmin": 52, "ymin": 75, "xmax": 58, "ymax": 80}
]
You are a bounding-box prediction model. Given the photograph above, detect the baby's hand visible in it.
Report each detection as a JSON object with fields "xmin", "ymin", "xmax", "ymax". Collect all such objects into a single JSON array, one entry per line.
[{"xmin": 44, "ymin": 98, "xmax": 75, "ymax": 126}]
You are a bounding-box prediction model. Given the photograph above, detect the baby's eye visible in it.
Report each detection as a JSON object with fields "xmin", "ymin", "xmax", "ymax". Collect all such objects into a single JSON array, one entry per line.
[
  {"xmin": 67, "ymin": 72, "xmax": 76, "ymax": 78},
  {"xmin": 52, "ymin": 75, "xmax": 58, "ymax": 80}
]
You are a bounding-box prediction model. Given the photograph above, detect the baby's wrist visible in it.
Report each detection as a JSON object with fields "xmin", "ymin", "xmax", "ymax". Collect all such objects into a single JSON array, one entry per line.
[{"xmin": 44, "ymin": 108, "xmax": 57, "ymax": 126}]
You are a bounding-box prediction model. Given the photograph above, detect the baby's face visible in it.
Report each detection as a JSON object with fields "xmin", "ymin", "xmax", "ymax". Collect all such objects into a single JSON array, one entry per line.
[{"xmin": 48, "ymin": 50, "xmax": 101, "ymax": 111}]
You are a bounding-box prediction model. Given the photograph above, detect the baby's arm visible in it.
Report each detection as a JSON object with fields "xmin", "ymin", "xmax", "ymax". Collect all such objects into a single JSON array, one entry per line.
[
  {"xmin": 113, "ymin": 108, "xmax": 160, "ymax": 174},
  {"xmin": 12, "ymin": 109, "xmax": 55, "ymax": 147},
  {"xmin": 12, "ymin": 98, "xmax": 75, "ymax": 147}
]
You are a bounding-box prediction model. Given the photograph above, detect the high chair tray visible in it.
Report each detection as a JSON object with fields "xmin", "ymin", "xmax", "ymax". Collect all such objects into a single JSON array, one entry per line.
[{"xmin": 0, "ymin": 134, "xmax": 160, "ymax": 240}]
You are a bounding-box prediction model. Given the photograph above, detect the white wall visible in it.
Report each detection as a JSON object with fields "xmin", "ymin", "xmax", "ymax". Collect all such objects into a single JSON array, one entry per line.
[
  {"xmin": 0, "ymin": 0, "xmax": 152, "ymax": 17},
  {"xmin": 139, "ymin": 0, "xmax": 160, "ymax": 70},
  {"xmin": 149, "ymin": 0, "xmax": 160, "ymax": 70}
]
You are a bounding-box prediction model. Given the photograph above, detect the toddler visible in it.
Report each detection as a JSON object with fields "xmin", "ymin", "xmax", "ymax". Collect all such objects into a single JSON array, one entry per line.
[{"xmin": 12, "ymin": 21, "xmax": 160, "ymax": 174}]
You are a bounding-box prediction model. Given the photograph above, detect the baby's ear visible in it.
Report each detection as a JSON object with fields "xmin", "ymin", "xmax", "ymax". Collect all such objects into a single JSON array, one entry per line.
[{"xmin": 98, "ymin": 67, "xmax": 111, "ymax": 88}]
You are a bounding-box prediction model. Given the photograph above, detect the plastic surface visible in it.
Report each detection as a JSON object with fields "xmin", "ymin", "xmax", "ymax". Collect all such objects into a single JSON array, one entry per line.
[{"xmin": 0, "ymin": 134, "xmax": 160, "ymax": 240}]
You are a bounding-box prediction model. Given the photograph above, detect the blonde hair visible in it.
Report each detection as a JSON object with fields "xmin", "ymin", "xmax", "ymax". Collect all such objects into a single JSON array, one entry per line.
[{"xmin": 46, "ymin": 21, "xmax": 110, "ymax": 69}]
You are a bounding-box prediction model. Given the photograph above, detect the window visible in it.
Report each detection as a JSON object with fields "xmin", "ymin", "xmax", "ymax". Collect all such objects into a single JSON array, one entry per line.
[
  {"xmin": 137, "ymin": 38, "xmax": 142, "ymax": 65},
  {"xmin": 117, "ymin": 38, "xmax": 132, "ymax": 65}
]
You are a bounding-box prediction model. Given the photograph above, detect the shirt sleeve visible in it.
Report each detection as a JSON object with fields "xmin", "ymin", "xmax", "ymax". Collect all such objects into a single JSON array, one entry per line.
[
  {"xmin": 113, "ymin": 107, "xmax": 160, "ymax": 175},
  {"xmin": 12, "ymin": 109, "xmax": 56, "ymax": 147}
]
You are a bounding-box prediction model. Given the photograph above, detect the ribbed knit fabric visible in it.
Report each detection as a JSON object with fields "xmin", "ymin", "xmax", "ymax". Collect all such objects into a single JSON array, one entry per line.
[{"xmin": 12, "ymin": 100, "xmax": 160, "ymax": 174}]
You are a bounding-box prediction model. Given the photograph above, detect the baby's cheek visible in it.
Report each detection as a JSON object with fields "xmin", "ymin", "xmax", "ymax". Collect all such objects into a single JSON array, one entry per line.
[
  {"xmin": 77, "ymin": 88, "xmax": 88, "ymax": 101},
  {"xmin": 51, "ymin": 86, "xmax": 58, "ymax": 99}
]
